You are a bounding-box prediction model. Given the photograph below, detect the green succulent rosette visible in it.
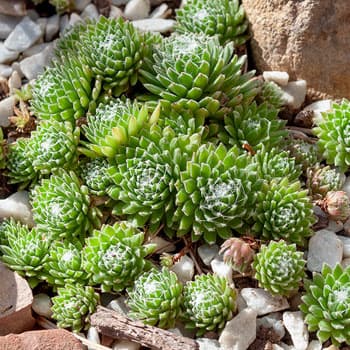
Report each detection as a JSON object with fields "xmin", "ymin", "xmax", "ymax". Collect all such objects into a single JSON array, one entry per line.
[
  {"xmin": 257, "ymin": 81, "xmax": 284, "ymax": 109},
  {"xmin": 108, "ymin": 125, "xmax": 201, "ymax": 234},
  {"xmin": 0, "ymin": 222, "xmax": 49, "ymax": 287},
  {"xmin": 140, "ymin": 33, "xmax": 260, "ymax": 119},
  {"xmin": 31, "ymin": 169, "xmax": 100, "ymax": 242},
  {"xmin": 81, "ymin": 98, "xmax": 159, "ymax": 158},
  {"xmin": 253, "ymin": 240, "xmax": 306, "ymax": 296},
  {"xmin": 27, "ymin": 120, "xmax": 80, "ymax": 174},
  {"xmin": 313, "ymin": 99, "xmax": 350, "ymax": 171},
  {"xmin": 173, "ymin": 143, "xmax": 259, "ymax": 243},
  {"xmin": 82, "ymin": 222, "xmax": 156, "ymax": 292},
  {"xmin": 252, "ymin": 177, "xmax": 316, "ymax": 245},
  {"xmin": 300, "ymin": 264, "xmax": 350, "ymax": 346},
  {"xmin": 43, "ymin": 241, "xmax": 88, "ymax": 289},
  {"xmin": 286, "ymin": 138, "xmax": 319, "ymax": 171},
  {"xmin": 182, "ymin": 273, "xmax": 236, "ymax": 336},
  {"xmin": 176, "ymin": 0, "xmax": 249, "ymax": 46},
  {"xmin": 52, "ymin": 284, "xmax": 99, "ymax": 332},
  {"xmin": 127, "ymin": 268, "xmax": 183, "ymax": 329},
  {"xmin": 31, "ymin": 55, "xmax": 97, "ymax": 124},
  {"xmin": 6, "ymin": 138, "xmax": 38, "ymax": 186}
]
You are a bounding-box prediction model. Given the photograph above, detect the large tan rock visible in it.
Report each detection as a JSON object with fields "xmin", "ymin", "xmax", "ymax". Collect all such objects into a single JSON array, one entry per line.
[
  {"xmin": 242, "ymin": 0, "xmax": 350, "ymax": 99},
  {"xmin": 0, "ymin": 262, "xmax": 35, "ymax": 335}
]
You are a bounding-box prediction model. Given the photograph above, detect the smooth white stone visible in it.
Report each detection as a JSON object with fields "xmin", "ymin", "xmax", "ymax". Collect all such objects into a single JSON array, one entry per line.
[
  {"xmin": 198, "ymin": 244, "xmax": 219, "ymax": 266},
  {"xmin": 303, "ymin": 99, "xmax": 332, "ymax": 124},
  {"xmin": 149, "ymin": 236, "xmax": 176, "ymax": 253},
  {"xmin": 219, "ymin": 308, "xmax": 257, "ymax": 350},
  {"xmin": 337, "ymin": 235, "xmax": 350, "ymax": 258},
  {"xmin": 81, "ymin": 4, "xmax": 100, "ymax": 20},
  {"xmin": 73, "ymin": 0, "xmax": 92, "ymax": 12},
  {"xmin": 0, "ymin": 95, "xmax": 15, "ymax": 127},
  {"xmin": 124, "ymin": 0, "xmax": 150, "ymax": 20},
  {"xmin": 281, "ymin": 80, "xmax": 307, "ymax": 109},
  {"xmin": 0, "ymin": 42, "xmax": 18, "ymax": 64},
  {"xmin": 23, "ymin": 42, "xmax": 50, "ymax": 57},
  {"xmin": 87, "ymin": 326, "xmax": 100, "ymax": 347},
  {"xmin": 109, "ymin": 5, "xmax": 124, "ymax": 18},
  {"xmin": 170, "ymin": 254, "xmax": 194, "ymax": 283},
  {"xmin": 342, "ymin": 176, "xmax": 350, "ymax": 200},
  {"xmin": 36, "ymin": 17, "xmax": 47, "ymax": 35},
  {"xmin": 211, "ymin": 257, "xmax": 233, "ymax": 286},
  {"xmin": 256, "ymin": 312, "xmax": 285, "ymax": 341},
  {"xmin": 307, "ymin": 340, "xmax": 322, "ymax": 350},
  {"xmin": 326, "ymin": 220, "xmax": 343, "ymax": 233},
  {"xmin": 240, "ymin": 288, "xmax": 289, "ymax": 316},
  {"xmin": 150, "ymin": 4, "xmax": 169, "ymax": 18},
  {"xmin": 45, "ymin": 14, "xmax": 60, "ymax": 41},
  {"xmin": 341, "ymin": 258, "xmax": 350, "ymax": 268},
  {"xmin": 0, "ymin": 64, "xmax": 12, "ymax": 77},
  {"xmin": 5, "ymin": 17, "xmax": 42, "ymax": 52},
  {"xmin": 107, "ymin": 296, "xmax": 129, "ymax": 316},
  {"xmin": 19, "ymin": 44, "xmax": 54, "ymax": 80},
  {"xmin": 0, "ymin": 14, "xmax": 21, "ymax": 40},
  {"xmin": 307, "ymin": 229, "xmax": 343, "ymax": 272},
  {"xmin": 263, "ymin": 71, "xmax": 289, "ymax": 86},
  {"xmin": 32, "ymin": 293, "xmax": 53, "ymax": 318},
  {"xmin": 283, "ymin": 311, "xmax": 308, "ymax": 350},
  {"xmin": 112, "ymin": 340, "xmax": 140, "ymax": 350},
  {"xmin": 0, "ymin": 191, "xmax": 35, "ymax": 227},
  {"xmin": 8, "ymin": 70, "xmax": 21, "ymax": 94},
  {"xmin": 69, "ymin": 13, "xmax": 83, "ymax": 27},
  {"xmin": 132, "ymin": 19, "xmax": 175, "ymax": 33},
  {"xmin": 197, "ymin": 338, "xmax": 221, "ymax": 350},
  {"xmin": 59, "ymin": 14, "xmax": 69, "ymax": 34}
]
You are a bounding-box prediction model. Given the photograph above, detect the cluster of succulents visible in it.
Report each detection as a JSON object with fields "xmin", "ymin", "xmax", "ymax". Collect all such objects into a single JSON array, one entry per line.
[{"xmin": 2, "ymin": 0, "xmax": 350, "ymax": 345}]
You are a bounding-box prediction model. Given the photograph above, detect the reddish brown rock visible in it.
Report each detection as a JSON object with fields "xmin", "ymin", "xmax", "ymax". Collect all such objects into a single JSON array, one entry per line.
[
  {"xmin": 0, "ymin": 262, "xmax": 35, "ymax": 336},
  {"xmin": 0, "ymin": 329, "xmax": 84, "ymax": 350},
  {"xmin": 242, "ymin": 0, "xmax": 350, "ymax": 99}
]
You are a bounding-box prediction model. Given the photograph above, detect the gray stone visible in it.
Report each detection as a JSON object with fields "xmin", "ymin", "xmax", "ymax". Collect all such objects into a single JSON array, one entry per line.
[
  {"xmin": 5, "ymin": 16, "xmax": 43, "ymax": 52},
  {"xmin": 124, "ymin": 0, "xmax": 150, "ymax": 20},
  {"xmin": 11, "ymin": 61, "xmax": 22, "ymax": 78},
  {"xmin": 307, "ymin": 340, "xmax": 322, "ymax": 350},
  {"xmin": 236, "ymin": 292, "xmax": 248, "ymax": 312},
  {"xmin": 307, "ymin": 229, "xmax": 343, "ymax": 272},
  {"xmin": 240, "ymin": 288, "xmax": 289, "ymax": 316},
  {"xmin": 257, "ymin": 313, "xmax": 285, "ymax": 341},
  {"xmin": 0, "ymin": 64, "xmax": 12, "ymax": 77},
  {"xmin": 0, "ymin": 14, "xmax": 21, "ymax": 39},
  {"xmin": 110, "ymin": 6, "xmax": 124, "ymax": 18},
  {"xmin": 87, "ymin": 326, "xmax": 100, "ymax": 347},
  {"xmin": 27, "ymin": 9, "xmax": 39, "ymax": 21},
  {"xmin": 107, "ymin": 296, "xmax": 129, "ymax": 316},
  {"xmin": 8, "ymin": 70, "xmax": 21, "ymax": 94},
  {"xmin": 0, "ymin": 95, "xmax": 15, "ymax": 127},
  {"xmin": 0, "ymin": 42, "xmax": 18, "ymax": 64},
  {"xmin": 263, "ymin": 71, "xmax": 289, "ymax": 86},
  {"xmin": 326, "ymin": 220, "xmax": 343, "ymax": 233},
  {"xmin": 337, "ymin": 235, "xmax": 350, "ymax": 258},
  {"xmin": 69, "ymin": 13, "xmax": 83, "ymax": 27},
  {"xmin": 23, "ymin": 42, "xmax": 50, "ymax": 57},
  {"xmin": 132, "ymin": 19, "xmax": 175, "ymax": 33},
  {"xmin": 19, "ymin": 44, "xmax": 54, "ymax": 80},
  {"xmin": 211, "ymin": 257, "xmax": 233, "ymax": 286},
  {"xmin": 73, "ymin": 0, "xmax": 92, "ymax": 12},
  {"xmin": 281, "ymin": 80, "xmax": 307, "ymax": 109},
  {"xmin": 219, "ymin": 308, "xmax": 257, "ymax": 350},
  {"xmin": 197, "ymin": 338, "xmax": 221, "ymax": 350},
  {"xmin": 283, "ymin": 311, "xmax": 308, "ymax": 350},
  {"xmin": 45, "ymin": 14, "xmax": 60, "ymax": 42},
  {"xmin": 36, "ymin": 17, "xmax": 47, "ymax": 36},
  {"xmin": 170, "ymin": 254, "xmax": 194, "ymax": 283},
  {"xmin": 59, "ymin": 14, "xmax": 69, "ymax": 34},
  {"xmin": 198, "ymin": 244, "xmax": 219, "ymax": 266},
  {"xmin": 81, "ymin": 4, "xmax": 100, "ymax": 20},
  {"xmin": 150, "ymin": 4, "xmax": 169, "ymax": 19},
  {"xmin": 32, "ymin": 293, "xmax": 53, "ymax": 318}
]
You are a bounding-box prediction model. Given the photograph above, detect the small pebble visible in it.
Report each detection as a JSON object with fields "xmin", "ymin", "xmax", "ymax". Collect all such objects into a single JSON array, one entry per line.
[
  {"xmin": 81, "ymin": 4, "xmax": 100, "ymax": 20},
  {"xmin": 236, "ymin": 292, "xmax": 247, "ymax": 312},
  {"xmin": 281, "ymin": 80, "xmax": 307, "ymax": 109},
  {"xmin": 23, "ymin": 42, "xmax": 50, "ymax": 57},
  {"xmin": 256, "ymin": 312, "xmax": 285, "ymax": 341},
  {"xmin": 0, "ymin": 14, "xmax": 21, "ymax": 40},
  {"xmin": 263, "ymin": 71, "xmax": 289, "ymax": 86},
  {"xmin": 197, "ymin": 338, "xmax": 221, "ymax": 350},
  {"xmin": 148, "ymin": 236, "xmax": 176, "ymax": 253},
  {"xmin": 0, "ymin": 43, "xmax": 19, "ymax": 64},
  {"xmin": 150, "ymin": 4, "xmax": 169, "ymax": 19},
  {"xmin": 132, "ymin": 19, "xmax": 176, "ymax": 33},
  {"xmin": 283, "ymin": 311, "xmax": 308, "ymax": 350},
  {"xmin": 124, "ymin": 0, "xmax": 151, "ymax": 20},
  {"xmin": 170, "ymin": 254, "xmax": 194, "ymax": 283},
  {"xmin": 8, "ymin": 70, "xmax": 21, "ymax": 94},
  {"xmin": 109, "ymin": 5, "xmax": 124, "ymax": 19},
  {"xmin": 11, "ymin": 61, "xmax": 23, "ymax": 78},
  {"xmin": 87, "ymin": 326, "xmax": 100, "ymax": 347},
  {"xmin": 307, "ymin": 340, "xmax": 322, "ymax": 350},
  {"xmin": 36, "ymin": 17, "xmax": 47, "ymax": 35},
  {"xmin": 197, "ymin": 244, "xmax": 219, "ymax": 266},
  {"xmin": 0, "ymin": 64, "xmax": 12, "ymax": 78},
  {"xmin": 45, "ymin": 14, "xmax": 60, "ymax": 42},
  {"xmin": 69, "ymin": 13, "xmax": 83, "ymax": 27},
  {"xmin": 326, "ymin": 220, "xmax": 343, "ymax": 233},
  {"xmin": 211, "ymin": 257, "xmax": 233, "ymax": 286},
  {"xmin": 112, "ymin": 340, "xmax": 140, "ymax": 350},
  {"xmin": 32, "ymin": 293, "xmax": 53, "ymax": 318},
  {"xmin": 0, "ymin": 95, "xmax": 15, "ymax": 127},
  {"xmin": 73, "ymin": 0, "xmax": 92, "ymax": 12},
  {"xmin": 107, "ymin": 296, "xmax": 129, "ymax": 316},
  {"xmin": 307, "ymin": 229, "xmax": 343, "ymax": 272},
  {"xmin": 303, "ymin": 99, "xmax": 332, "ymax": 124},
  {"xmin": 59, "ymin": 14, "xmax": 70, "ymax": 34}
]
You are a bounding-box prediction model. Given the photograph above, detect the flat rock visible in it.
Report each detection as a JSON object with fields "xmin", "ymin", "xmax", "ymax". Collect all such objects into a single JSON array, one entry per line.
[
  {"xmin": 283, "ymin": 311, "xmax": 309, "ymax": 350},
  {"xmin": 0, "ymin": 329, "xmax": 84, "ymax": 349},
  {"xmin": 307, "ymin": 229, "xmax": 343, "ymax": 272},
  {"xmin": 281, "ymin": 80, "xmax": 307, "ymax": 109},
  {"xmin": 124, "ymin": 0, "xmax": 150, "ymax": 20},
  {"xmin": 240, "ymin": 288, "xmax": 289, "ymax": 316},
  {"xmin": 198, "ymin": 244, "xmax": 219, "ymax": 266},
  {"xmin": 170, "ymin": 254, "xmax": 194, "ymax": 283},
  {"xmin": 132, "ymin": 19, "xmax": 175, "ymax": 33},
  {"xmin": 0, "ymin": 262, "xmax": 35, "ymax": 335},
  {"xmin": 0, "ymin": 14, "xmax": 21, "ymax": 39},
  {"xmin": 241, "ymin": 0, "xmax": 350, "ymax": 99},
  {"xmin": 0, "ymin": 1, "xmax": 26, "ymax": 17},
  {"xmin": 0, "ymin": 95, "xmax": 15, "ymax": 127},
  {"xmin": 219, "ymin": 308, "xmax": 257, "ymax": 350},
  {"xmin": 0, "ymin": 42, "xmax": 18, "ymax": 64},
  {"xmin": 45, "ymin": 14, "xmax": 60, "ymax": 42},
  {"xmin": 5, "ymin": 16, "xmax": 42, "ymax": 52},
  {"xmin": 263, "ymin": 71, "xmax": 289, "ymax": 86},
  {"xmin": 32, "ymin": 293, "xmax": 52, "ymax": 318}
]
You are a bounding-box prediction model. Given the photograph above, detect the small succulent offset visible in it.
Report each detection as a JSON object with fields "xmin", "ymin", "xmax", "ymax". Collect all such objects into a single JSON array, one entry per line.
[
  {"xmin": 83, "ymin": 222, "xmax": 156, "ymax": 292},
  {"xmin": 52, "ymin": 284, "xmax": 99, "ymax": 332},
  {"xmin": 252, "ymin": 177, "xmax": 316, "ymax": 245},
  {"xmin": 313, "ymin": 99, "xmax": 350, "ymax": 171},
  {"xmin": 127, "ymin": 268, "xmax": 183, "ymax": 329},
  {"xmin": 253, "ymin": 240, "xmax": 306, "ymax": 296},
  {"xmin": 182, "ymin": 273, "xmax": 236, "ymax": 336},
  {"xmin": 319, "ymin": 191, "xmax": 350, "ymax": 222},
  {"xmin": 286, "ymin": 138, "xmax": 319, "ymax": 171},
  {"xmin": 176, "ymin": 0, "xmax": 249, "ymax": 46},
  {"xmin": 257, "ymin": 81, "xmax": 285, "ymax": 109},
  {"xmin": 31, "ymin": 170, "xmax": 99, "ymax": 242},
  {"xmin": 300, "ymin": 264, "xmax": 350, "ymax": 346}
]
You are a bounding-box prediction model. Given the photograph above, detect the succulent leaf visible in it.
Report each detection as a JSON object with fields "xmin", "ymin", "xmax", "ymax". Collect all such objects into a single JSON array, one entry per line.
[{"xmin": 286, "ymin": 138, "xmax": 319, "ymax": 171}]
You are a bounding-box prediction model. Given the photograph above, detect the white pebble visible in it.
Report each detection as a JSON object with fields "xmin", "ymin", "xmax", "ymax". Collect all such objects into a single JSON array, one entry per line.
[
  {"xmin": 263, "ymin": 71, "xmax": 289, "ymax": 86},
  {"xmin": 303, "ymin": 99, "xmax": 332, "ymax": 124},
  {"xmin": 132, "ymin": 19, "xmax": 175, "ymax": 33},
  {"xmin": 32, "ymin": 293, "xmax": 53, "ymax": 318},
  {"xmin": 197, "ymin": 338, "xmax": 221, "ymax": 349},
  {"xmin": 0, "ymin": 64, "xmax": 12, "ymax": 78},
  {"xmin": 198, "ymin": 244, "xmax": 219, "ymax": 266},
  {"xmin": 8, "ymin": 70, "xmax": 21, "ymax": 94},
  {"xmin": 148, "ymin": 235, "xmax": 176, "ymax": 253},
  {"xmin": 0, "ymin": 42, "xmax": 19, "ymax": 64},
  {"xmin": 107, "ymin": 296, "xmax": 129, "ymax": 316},
  {"xmin": 112, "ymin": 340, "xmax": 140, "ymax": 350},
  {"xmin": 256, "ymin": 312, "xmax": 285, "ymax": 341},
  {"xmin": 0, "ymin": 191, "xmax": 35, "ymax": 227},
  {"xmin": 307, "ymin": 229, "xmax": 343, "ymax": 272},
  {"xmin": 281, "ymin": 80, "xmax": 307, "ymax": 109},
  {"xmin": 109, "ymin": 5, "xmax": 124, "ymax": 18},
  {"xmin": 211, "ymin": 257, "xmax": 233, "ymax": 286},
  {"xmin": 240, "ymin": 288, "xmax": 289, "ymax": 316},
  {"xmin": 219, "ymin": 308, "xmax": 257, "ymax": 350},
  {"xmin": 81, "ymin": 4, "xmax": 100, "ymax": 20},
  {"xmin": 307, "ymin": 340, "xmax": 322, "ymax": 350},
  {"xmin": 283, "ymin": 311, "xmax": 308, "ymax": 350},
  {"xmin": 170, "ymin": 254, "xmax": 194, "ymax": 283},
  {"xmin": 87, "ymin": 326, "xmax": 100, "ymax": 347},
  {"xmin": 124, "ymin": 0, "xmax": 150, "ymax": 20},
  {"xmin": 0, "ymin": 95, "xmax": 15, "ymax": 127},
  {"xmin": 36, "ymin": 17, "xmax": 47, "ymax": 35},
  {"xmin": 73, "ymin": 0, "xmax": 92, "ymax": 12},
  {"xmin": 150, "ymin": 4, "xmax": 169, "ymax": 19},
  {"xmin": 45, "ymin": 14, "xmax": 60, "ymax": 42}
]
